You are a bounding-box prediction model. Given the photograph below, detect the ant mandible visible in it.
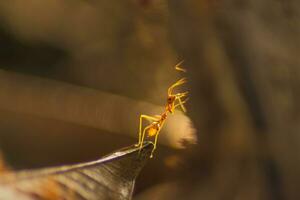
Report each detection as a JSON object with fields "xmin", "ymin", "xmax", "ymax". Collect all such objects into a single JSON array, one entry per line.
[{"xmin": 135, "ymin": 61, "xmax": 189, "ymax": 158}]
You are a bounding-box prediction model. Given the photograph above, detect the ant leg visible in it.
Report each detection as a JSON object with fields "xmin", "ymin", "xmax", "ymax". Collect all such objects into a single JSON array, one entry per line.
[
  {"xmin": 139, "ymin": 125, "xmax": 152, "ymax": 151},
  {"xmin": 177, "ymin": 91, "xmax": 189, "ymax": 97},
  {"xmin": 177, "ymin": 97, "xmax": 187, "ymax": 112},
  {"xmin": 175, "ymin": 60, "xmax": 186, "ymax": 72},
  {"xmin": 150, "ymin": 130, "xmax": 160, "ymax": 158},
  {"xmin": 174, "ymin": 97, "xmax": 189, "ymax": 112},
  {"xmin": 174, "ymin": 97, "xmax": 188, "ymax": 107},
  {"xmin": 136, "ymin": 115, "xmax": 158, "ymax": 147}
]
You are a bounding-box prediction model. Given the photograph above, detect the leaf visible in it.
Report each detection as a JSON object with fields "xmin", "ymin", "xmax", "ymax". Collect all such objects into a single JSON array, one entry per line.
[{"xmin": 0, "ymin": 142, "xmax": 153, "ymax": 200}]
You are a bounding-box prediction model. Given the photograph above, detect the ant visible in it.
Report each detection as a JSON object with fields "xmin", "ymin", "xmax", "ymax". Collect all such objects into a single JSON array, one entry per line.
[{"xmin": 135, "ymin": 61, "xmax": 189, "ymax": 158}]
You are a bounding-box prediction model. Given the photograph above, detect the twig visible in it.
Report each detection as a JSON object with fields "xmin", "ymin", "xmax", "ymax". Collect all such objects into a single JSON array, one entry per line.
[{"xmin": 0, "ymin": 69, "xmax": 196, "ymax": 148}]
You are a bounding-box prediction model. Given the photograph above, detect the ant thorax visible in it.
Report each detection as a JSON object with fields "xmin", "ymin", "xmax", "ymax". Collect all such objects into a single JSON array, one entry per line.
[
  {"xmin": 166, "ymin": 103, "xmax": 174, "ymax": 113},
  {"xmin": 166, "ymin": 95, "xmax": 176, "ymax": 112},
  {"xmin": 160, "ymin": 113, "xmax": 167, "ymax": 120}
]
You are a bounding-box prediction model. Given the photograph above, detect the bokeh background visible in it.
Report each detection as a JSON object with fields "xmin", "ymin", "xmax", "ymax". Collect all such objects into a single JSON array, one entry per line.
[{"xmin": 0, "ymin": 0, "xmax": 299, "ymax": 199}]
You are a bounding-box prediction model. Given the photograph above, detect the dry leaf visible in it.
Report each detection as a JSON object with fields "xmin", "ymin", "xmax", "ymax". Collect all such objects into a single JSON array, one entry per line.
[{"xmin": 0, "ymin": 142, "xmax": 153, "ymax": 200}]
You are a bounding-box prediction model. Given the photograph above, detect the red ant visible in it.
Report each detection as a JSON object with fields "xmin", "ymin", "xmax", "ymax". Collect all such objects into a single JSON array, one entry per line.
[{"xmin": 136, "ymin": 61, "xmax": 188, "ymax": 158}]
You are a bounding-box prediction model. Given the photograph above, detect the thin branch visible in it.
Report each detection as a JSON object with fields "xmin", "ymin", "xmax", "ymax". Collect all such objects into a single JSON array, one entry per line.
[{"xmin": 0, "ymin": 69, "xmax": 197, "ymax": 148}]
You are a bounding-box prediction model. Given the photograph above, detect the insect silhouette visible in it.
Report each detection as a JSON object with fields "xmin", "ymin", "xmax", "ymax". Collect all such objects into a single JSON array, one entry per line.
[{"xmin": 136, "ymin": 61, "xmax": 189, "ymax": 158}]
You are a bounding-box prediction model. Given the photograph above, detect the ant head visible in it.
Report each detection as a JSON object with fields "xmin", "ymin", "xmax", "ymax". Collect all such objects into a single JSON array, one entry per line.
[{"xmin": 167, "ymin": 96, "xmax": 175, "ymax": 104}]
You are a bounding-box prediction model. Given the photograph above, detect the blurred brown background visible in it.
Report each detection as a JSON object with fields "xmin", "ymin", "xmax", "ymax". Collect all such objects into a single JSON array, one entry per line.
[{"xmin": 0, "ymin": 0, "xmax": 299, "ymax": 199}]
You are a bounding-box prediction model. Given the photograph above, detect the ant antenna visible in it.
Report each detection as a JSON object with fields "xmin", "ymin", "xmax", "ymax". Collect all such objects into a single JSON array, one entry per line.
[{"xmin": 175, "ymin": 60, "xmax": 186, "ymax": 72}]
